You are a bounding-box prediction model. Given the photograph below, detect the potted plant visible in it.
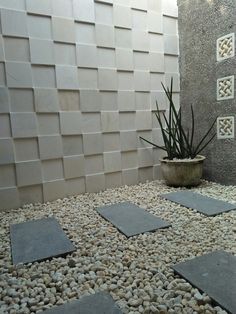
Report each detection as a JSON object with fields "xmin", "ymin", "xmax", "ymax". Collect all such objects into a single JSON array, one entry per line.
[{"xmin": 140, "ymin": 79, "xmax": 216, "ymax": 187}]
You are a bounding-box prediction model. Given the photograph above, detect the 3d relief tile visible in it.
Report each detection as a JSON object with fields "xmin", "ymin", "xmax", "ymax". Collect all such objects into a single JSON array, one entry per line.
[
  {"xmin": 115, "ymin": 28, "xmax": 132, "ymax": 49},
  {"xmin": 1, "ymin": 9, "xmax": 28, "ymax": 37},
  {"xmin": 43, "ymin": 180, "xmax": 66, "ymax": 202},
  {"xmin": 78, "ymin": 68, "xmax": 98, "ymax": 89},
  {"xmin": 217, "ymin": 75, "xmax": 234, "ymax": 100},
  {"xmin": 116, "ymin": 48, "xmax": 133, "ymax": 71},
  {"xmin": 0, "ymin": 138, "xmax": 14, "ymax": 165},
  {"xmin": 66, "ymin": 177, "xmax": 85, "ymax": 196},
  {"xmin": 62, "ymin": 135, "xmax": 83, "ymax": 156},
  {"xmin": 0, "ymin": 164, "xmax": 16, "ymax": 188},
  {"xmin": 95, "ymin": 2, "xmax": 113, "ymax": 25},
  {"xmin": 98, "ymin": 47, "xmax": 116, "ymax": 68},
  {"xmin": 0, "ymin": 36, "xmax": 4, "ymax": 62},
  {"xmin": 27, "ymin": 15, "xmax": 52, "ymax": 40},
  {"xmin": 75, "ymin": 23, "xmax": 96, "ymax": 45},
  {"xmin": 54, "ymin": 43, "xmax": 76, "ymax": 66},
  {"xmin": 147, "ymin": 0, "xmax": 162, "ymax": 12},
  {"xmin": 60, "ymin": 112, "xmax": 82, "ymax": 135},
  {"xmin": 133, "ymin": 30, "xmax": 149, "ymax": 52},
  {"xmin": 34, "ymin": 89, "xmax": 59, "ymax": 113},
  {"xmin": 101, "ymin": 111, "xmax": 119, "ymax": 132},
  {"xmin": 37, "ymin": 113, "xmax": 60, "ymax": 135},
  {"xmin": 162, "ymin": 0, "xmax": 178, "ymax": 18},
  {"xmin": 150, "ymin": 33, "xmax": 164, "ymax": 53},
  {"xmin": 6, "ymin": 62, "xmax": 32, "ymax": 88},
  {"xmin": 14, "ymin": 138, "xmax": 39, "ymax": 162},
  {"xmin": 85, "ymin": 154, "xmax": 104, "ymax": 174},
  {"xmin": 63, "ymin": 155, "xmax": 85, "ymax": 179},
  {"xmin": 29, "ymin": 39, "xmax": 54, "ymax": 65},
  {"xmin": 138, "ymin": 147, "xmax": 153, "ymax": 167},
  {"xmin": 82, "ymin": 113, "xmax": 101, "ymax": 133},
  {"xmin": 147, "ymin": 12, "xmax": 162, "ymax": 34},
  {"xmin": 151, "ymin": 73, "xmax": 164, "ymax": 91},
  {"xmin": 165, "ymin": 72, "xmax": 180, "ymax": 92},
  {"xmin": 135, "ymin": 92, "xmax": 151, "ymax": 110},
  {"xmin": 134, "ymin": 51, "xmax": 149, "ymax": 71},
  {"xmin": 76, "ymin": 44, "xmax": 98, "ymax": 68},
  {"xmin": 103, "ymin": 133, "xmax": 120, "ymax": 152},
  {"xmin": 0, "ymin": 114, "xmax": 11, "ymax": 137},
  {"xmin": 38, "ymin": 135, "xmax": 63, "ymax": 160},
  {"xmin": 42, "ymin": 159, "xmax": 64, "ymax": 181},
  {"xmin": 19, "ymin": 184, "xmax": 43, "ymax": 204},
  {"xmin": 217, "ymin": 116, "xmax": 235, "ymax": 139},
  {"xmin": 4, "ymin": 38, "xmax": 30, "ymax": 62},
  {"xmin": 98, "ymin": 69, "xmax": 117, "ymax": 90},
  {"xmin": 121, "ymin": 151, "xmax": 138, "ymax": 169},
  {"xmin": 73, "ymin": 0, "xmax": 95, "ymax": 23},
  {"xmin": 52, "ymin": 17, "xmax": 75, "ymax": 44},
  {"xmin": 120, "ymin": 130, "xmax": 137, "ymax": 151},
  {"xmin": 104, "ymin": 151, "xmax": 122, "ymax": 173},
  {"xmin": 163, "ymin": 16, "xmax": 178, "ymax": 35},
  {"xmin": 96, "ymin": 24, "xmax": 115, "ymax": 48},
  {"xmin": 0, "ymin": 0, "xmax": 25, "ymax": 10},
  {"xmin": 100, "ymin": 91, "xmax": 118, "ymax": 111},
  {"xmin": 105, "ymin": 171, "xmax": 122, "ymax": 189},
  {"xmin": 0, "ymin": 187, "xmax": 20, "ymax": 210},
  {"xmin": 122, "ymin": 168, "xmax": 138, "ymax": 186},
  {"xmin": 26, "ymin": 0, "xmax": 52, "ymax": 15},
  {"xmin": 0, "ymin": 87, "xmax": 9, "ymax": 113},
  {"xmin": 118, "ymin": 91, "xmax": 135, "ymax": 111},
  {"xmin": 16, "ymin": 160, "xmax": 42, "ymax": 187},
  {"xmin": 113, "ymin": 4, "xmax": 132, "ymax": 29},
  {"xmin": 136, "ymin": 110, "xmax": 152, "ymax": 130},
  {"xmin": 149, "ymin": 52, "xmax": 165, "ymax": 72},
  {"xmin": 217, "ymin": 33, "xmax": 235, "ymax": 61},
  {"xmin": 134, "ymin": 71, "xmax": 150, "ymax": 91},
  {"xmin": 164, "ymin": 34, "xmax": 179, "ymax": 55},
  {"xmin": 32, "ymin": 66, "xmax": 56, "ymax": 88},
  {"xmin": 11, "ymin": 113, "xmax": 37, "ymax": 138},
  {"xmin": 86, "ymin": 173, "xmax": 105, "ymax": 193},
  {"xmin": 52, "ymin": 0, "xmax": 73, "ymax": 18},
  {"xmin": 58, "ymin": 91, "xmax": 79, "ymax": 111},
  {"xmin": 0, "ymin": 63, "xmax": 6, "ymax": 86},
  {"xmin": 80, "ymin": 90, "xmax": 101, "ymax": 112},
  {"xmin": 131, "ymin": 0, "xmax": 147, "ymax": 11},
  {"xmin": 119, "ymin": 112, "xmax": 136, "ymax": 130},
  {"xmin": 83, "ymin": 133, "xmax": 103, "ymax": 155},
  {"xmin": 139, "ymin": 166, "xmax": 153, "ymax": 182},
  {"xmin": 56, "ymin": 66, "xmax": 78, "ymax": 90},
  {"xmin": 118, "ymin": 71, "xmax": 134, "ymax": 90},
  {"xmin": 132, "ymin": 9, "xmax": 147, "ymax": 31}
]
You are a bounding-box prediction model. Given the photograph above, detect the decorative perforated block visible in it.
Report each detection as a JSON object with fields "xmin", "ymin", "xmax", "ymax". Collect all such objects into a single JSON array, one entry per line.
[
  {"xmin": 217, "ymin": 116, "xmax": 234, "ymax": 139},
  {"xmin": 217, "ymin": 75, "xmax": 234, "ymax": 100},
  {"xmin": 217, "ymin": 33, "xmax": 235, "ymax": 61}
]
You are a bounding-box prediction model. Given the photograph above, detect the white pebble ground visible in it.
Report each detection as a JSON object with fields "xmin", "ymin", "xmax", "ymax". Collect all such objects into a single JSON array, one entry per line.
[{"xmin": 0, "ymin": 180, "xmax": 236, "ymax": 314}]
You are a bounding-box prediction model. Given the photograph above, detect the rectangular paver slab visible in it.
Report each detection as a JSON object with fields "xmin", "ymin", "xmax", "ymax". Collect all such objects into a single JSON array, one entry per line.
[
  {"xmin": 162, "ymin": 191, "xmax": 236, "ymax": 216},
  {"xmin": 172, "ymin": 250, "xmax": 236, "ymax": 314},
  {"xmin": 10, "ymin": 217, "xmax": 75, "ymax": 264},
  {"xmin": 96, "ymin": 202, "xmax": 170, "ymax": 237},
  {"xmin": 40, "ymin": 292, "xmax": 122, "ymax": 314}
]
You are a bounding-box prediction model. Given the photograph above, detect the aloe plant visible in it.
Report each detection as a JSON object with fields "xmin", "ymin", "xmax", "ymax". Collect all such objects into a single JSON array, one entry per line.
[{"xmin": 140, "ymin": 78, "xmax": 216, "ymax": 160}]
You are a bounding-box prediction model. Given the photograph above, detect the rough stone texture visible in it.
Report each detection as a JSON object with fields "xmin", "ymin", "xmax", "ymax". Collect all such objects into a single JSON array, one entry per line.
[{"xmin": 178, "ymin": 0, "xmax": 236, "ymax": 185}]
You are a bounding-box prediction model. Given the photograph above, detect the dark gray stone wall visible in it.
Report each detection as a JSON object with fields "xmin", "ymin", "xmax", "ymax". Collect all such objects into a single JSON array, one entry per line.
[{"xmin": 178, "ymin": 0, "xmax": 236, "ymax": 185}]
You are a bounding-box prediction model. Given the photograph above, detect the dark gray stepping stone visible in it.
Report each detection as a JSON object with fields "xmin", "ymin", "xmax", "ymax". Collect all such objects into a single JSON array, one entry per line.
[
  {"xmin": 96, "ymin": 202, "xmax": 170, "ymax": 237},
  {"xmin": 40, "ymin": 292, "xmax": 122, "ymax": 314},
  {"xmin": 172, "ymin": 250, "xmax": 236, "ymax": 313},
  {"xmin": 162, "ymin": 190, "xmax": 236, "ymax": 216},
  {"xmin": 10, "ymin": 217, "xmax": 75, "ymax": 264}
]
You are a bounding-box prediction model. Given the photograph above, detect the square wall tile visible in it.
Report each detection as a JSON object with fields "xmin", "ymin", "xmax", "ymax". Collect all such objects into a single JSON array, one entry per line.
[
  {"xmin": 0, "ymin": 87, "xmax": 9, "ymax": 113},
  {"xmin": 80, "ymin": 90, "xmax": 101, "ymax": 112},
  {"xmin": 101, "ymin": 111, "xmax": 119, "ymax": 132},
  {"xmin": 134, "ymin": 70, "xmax": 150, "ymax": 91},
  {"xmin": 37, "ymin": 113, "xmax": 60, "ymax": 135},
  {"xmin": 147, "ymin": 12, "xmax": 162, "ymax": 34},
  {"xmin": 105, "ymin": 171, "xmax": 122, "ymax": 188},
  {"xmin": 0, "ymin": 138, "xmax": 14, "ymax": 164},
  {"xmin": 98, "ymin": 47, "xmax": 116, "ymax": 68},
  {"xmin": 115, "ymin": 28, "xmax": 132, "ymax": 49},
  {"xmin": 164, "ymin": 34, "xmax": 179, "ymax": 55},
  {"xmin": 132, "ymin": 8, "xmax": 147, "ymax": 30},
  {"xmin": 164, "ymin": 55, "xmax": 179, "ymax": 73},
  {"xmin": 6, "ymin": 62, "xmax": 32, "ymax": 88},
  {"xmin": 76, "ymin": 44, "xmax": 97, "ymax": 68},
  {"xmin": 116, "ymin": 48, "xmax": 133, "ymax": 71},
  {"xmin": 138, "ymin": 147, "xmax": 153, "ymax": 167},
  {"xmin": 118, "ymin": 90, "xmax": 135, "ymax": 111},
  {"xmin": 114, "ymin": 4, "xmax": 132, "ymax": 29},
  {"xmin": 0, "ymin": 114, "xmax": 11, "ymax": 137},
  {"xmin": 52, "ymin": 0, "xmax": 73, "ymax": 17},
  {"xmin": 43, "ymin": 180, "xmax": 66, "ymax": 201},
  {"xmin": 83, "ymin": 133, "xmax": 103, "ymax": 155},
  {"xmin": 56, "ymin": 65, "xmax": 78, "ymax": 90},
  {"xmin": 0, "ymin": 36, "xmax": 4, "ymax": 61},
  {"xmin": 16, "ymin": 160, "xmax": 42, "ymax": 187},
  {"xmin": 4, "ymin": 37, "xmax": 30, "ymax": 62},
  {"xmin": 19, "ymin": 184, "xmax": 43, "ymax": 205},
  {"xmin": 136, "ymin": 110, "xmax": 152, "ymax": 130},
  {"xmin": 52, "ymin": 17, "xmax": 75, "ymax": 43},
  {"xmin": 14, "ymin": 138, "xmax": 39, "ymax": 162},
  {"xmin": 120, "ymin": 130, "xmax": 137, "ymax": 151},
  {"xmin": 66, "ymin": 177, "xmax": 85, "ymax": 196},
  {"xmin": 163, "ymin": 16, "xmax": 178, "ymax": 35},
  {"xmin": 104, "ymin": 151, "xmax": 121, "ymax": 173},
  {"xmin": 63, "ymin": 155, "xmax": 85, "ymax": 179},
  {"xmin": 58, "ymin": 90, "xmax": 79, "ymax": 111},
  {"xmin": 150, "ymin": 33, "xmax": 164, "ymax": 52},
  {"xmin": 85, "ymin": 154, "xmax": 104, "ymax": 174},
  {"xmin": 0, "ymin": 63, "xmax": 6, "ymax": 86},
  {"xmin": 122, "ymin": 168, "xmax": 138, "ymax": 186},
  {"xmin": 96, "ymin": 24, "xmax": 115, "ymax": 48},
  {"xmin": 26, "ymin": 0, "xmax": 52, "ymax": 15},
  {"xmin": 30, "ymin": 39, "xmax": 54, "ymax": 65},
  {"xmin": 38, "ymin": 135, "xmax": 63, "ymax": 160},
  {"xmin": 121, "ymin": 151, "xmax": 138, "ymax": 169},
  {"xmin": 42, "ymin": 159, "xmax": 64, "ymax": 181},
  {"xmin": 78, "ymin": 68, "xmax": 98, "ymax": 89},
  {"xmin": 149, "ymin": 52, "xmax": 165, "ymax": 73},
  {"xmin": 54, "ymin": 43, "xmax": 76, "ymax": 66},
  {"xmin": 135, "ymin": 92, "xmax": 151, "ymax": 110},
  {"xmin": 151, "ymin": 91, "xmax": 167, "ymax": 110},
  {"xmin": 62, "ymin": 135, "xmax": 83, "ymax": 156},
  {"xmin": 139, "ymin": 166, "xmax": 153, "ymax": 182},
  {"xmin": 119, "ymin": 112, "xmax": 136, "ymax": 130},
  {"xmin": 0, "ymin": 0, "xmax": 25, "ymax": 10},
  {"xmin": 27, "ymin": 14, "xmax": 52, "ymax": 40},
  {"xmin": 133, "ymin": 30, "xmax": 149, "ymax": 52},
  {"xmin": 134, "ymin": 51, "xmax": 149, "ymax": 71},
  {"xmin": 118, "ymin": 71, "xmax": 134, "ymax": 90},
  {"xmin": 75, "ymin": 23, "xmax": 96, "ymax": 45},
  {"xmin": 11, "ymin": 113, "xmax": 37, "ymax": 138},
  {"xmin": 100, "ymin": 91, "xmax": 117, "ymax": 110},
  {"xmin": 131, "ymin": 0, "xmax": 147, "ymax": 11},
  {"xmin": 165, "ymin": 72, "xmax": 180, "ymax": 92},
  {"xmin": 0, "ymin": 187, "xmax": 20, "ymax": 210},
  {"xmin": 95, "ymin": 2, "xmax": 113, "ymax": 25},
  {"xmin": 81, "ymin": 113, "xmax": 101, "ymax": 133},
  {"xmin": 138, "ymin": 130, "xmax": 153, "ymax": 148},
  {"xmin": 150, "ymin": 73, "xmax": 165, "ymax": 91},
  {"xmin": 34, "ymin": 88, "xmax": 59, "ymax": 112},
  {"xmin": 0, "ymin": 164, "xmax": 16, "ymax": 188},
  {"xmin": 73, "ymin": 0, "xmax": 95, "ymax": 23},
  {"xmin": 147, "ymin": 0, "xmax": 162, "ymax": 12},
  {"xmin": 1, "ymin": 9, "xmax": 28, "ymax": 37},
  {"xmin": 32, "ymin": 65, "xmax": 56, "ymax": 88},
  {"xmin": 162, "ymin": 0, "xmax": 178, "ymax": 18},
  {"xmin": 9, "ymin": 89, "xmax": 34, "ymax": 112},
  {"xmin": 86, "ymin": 173, "xmax": 105, "ymax": 193},
  {"xmin": 98, "ymin": 69, "xmax": 117, "ymax": 91},
  {"xmin": 60, "ymin": 112, "xmax": 82, "ymax": 135},
  {"xmin": 103, "ymin": 132, "xmax": 120, "ymax": 152}
]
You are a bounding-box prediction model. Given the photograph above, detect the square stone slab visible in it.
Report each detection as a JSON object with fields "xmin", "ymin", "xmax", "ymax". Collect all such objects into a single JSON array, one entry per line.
[
  {"xmin": 172, "ymin": 250, "xmax": 236, "ymax": 313},
  {"xmin": 10, "ymin": 217, "xmax": 75, "ymax": 264},
  {"xmin": 40, "ymin": 292, "xmax": 122, "ymax": 314},
  {"xmin": 162, "ymin": 191, "xmax": 236, "ymax": 216},
  {"xmin": 96, "ymin": 202, "xmax": 170, "ymax": 237}
]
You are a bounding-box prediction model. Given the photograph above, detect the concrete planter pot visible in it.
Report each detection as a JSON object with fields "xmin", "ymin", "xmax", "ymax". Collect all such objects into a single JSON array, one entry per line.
[{"xmin": 160, "ymin": 155, "xmax": 206, "ymax": 187}]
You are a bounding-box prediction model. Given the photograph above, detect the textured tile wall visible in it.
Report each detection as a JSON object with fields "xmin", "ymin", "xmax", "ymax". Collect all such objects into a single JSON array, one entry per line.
[{"xmin": 0, "ymin": 0, "xmax": 179, "ymax": 210}]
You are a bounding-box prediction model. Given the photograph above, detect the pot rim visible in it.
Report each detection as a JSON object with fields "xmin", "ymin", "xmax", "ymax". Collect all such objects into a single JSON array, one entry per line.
[{"xmin": 160, "ymin": 155, "xmax": 205, "ymax": 164}]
